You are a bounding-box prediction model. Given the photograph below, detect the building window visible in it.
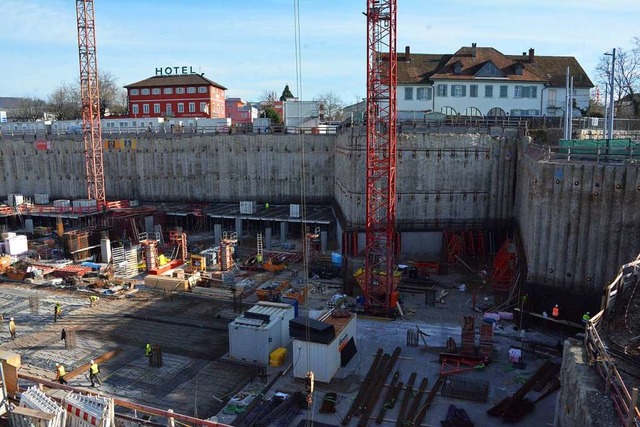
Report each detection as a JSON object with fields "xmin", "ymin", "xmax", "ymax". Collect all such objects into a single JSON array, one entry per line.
[
  {"xmin": 178, "ymin": 103, "xmax": 184, "ymax": 113},
  {"xmin": 154, "ymin": 104, "xmax": 160, "ymax": 114},
  {"xmin": 152, "ymin": 88, "xmax": 161, "ymax": 95},
  {"xmin": 416, "ymin": 87, "xmax": 432, "ymax": 100},
  {"xmin": 510, "ymin": 109, "xmax": 523, "ymax": 116},
  {"xmin": 484, "ymin": 85, "xmax": 493, "ymax": 98},
  {"xmin": 132, "ymin": 104, "xmax": 139, "ymax": 115},
  {"xmin": 527, "ymin": 109, "xmax": 540, "ymax": 116},
  {"xmin": 143, "ymin": 104, "xmax": 149, "ymax": 114},
  {"xmin": 404, "ymin": 87, "xmax": 413, "ymax": 100},
  {"xmin": 163, "ymin": 88, "xmax": 173, "ymax": 95},
  {"xmin": 189, "ymin": 102, "xmax": 196, "ymax": 112},
  {"xmin": 470, "ymin": 85, "xmax": 478, "ymax": 98},
  {"xmin": 130, "ymin": 89, "xmax": 139, "ymax": 96},
  {"xmin": 437, "ymin": 84, "xmax": 447, "ymax": 97},
  {"xmin": 176, "ymin": 87, "xmax": 185, "ymax": 94},
  {"xmin": 166, "ymin": 104, "xmax": 172, "ymax": 115},
  {"xmin": 198, "ymin": 86, "xmax": 207, "ymax": 93},
  {"xmin": 141, "ymin": 88, "xmax": 150, "ymax": 95},
  {"xmin": 187, "ymin": 87, "xmax": 196, "ymax": 94},
  {"xmin": 515, "ymin": 86, "xmax": 538, "ymax": 98},
  {"xmin": 200, "ymin": 102, "xmax": 208, "ymax": 112},
  {"xmin": 451, "ymin": 84, "xmax": 466, "ymax": 97},
  {"xmin": 499, "ymin": 85, "xmax": 508, "ymax": 98},
  {"xmin": 119, "ymin": 122, "xmax": 128, "ymax": 127}
]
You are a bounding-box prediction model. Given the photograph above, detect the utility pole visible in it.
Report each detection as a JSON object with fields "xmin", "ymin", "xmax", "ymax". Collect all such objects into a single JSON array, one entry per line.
[
  {"xmin": 607, "ymin": 48, "xmax": 616, "ymax": 140},
  {"xmin": 568, "ymin": 76, "xmax": 574, "ymax": 139},
  {"xmin": 563, "ymin": 67, "xmax": 570, "ymax": 140}
]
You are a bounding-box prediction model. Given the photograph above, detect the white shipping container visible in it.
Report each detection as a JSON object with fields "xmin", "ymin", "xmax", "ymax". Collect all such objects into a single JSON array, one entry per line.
[
  {"xmin": 53, "ymin": 199, "xmax": 71, "ymax": 208},
  {"xmin": 34, "ymin": 193, "xmax": 50, "ymax": 205},
  {"xmin": 290, "ymin": 204, "xmax": 300, "ymax": 218},
  {"xmin": 8, "ymin": 194, "xmax": 24, "ymax": 206},
  {"xmin": 72, "ymin": 199, "xmax": 98, "ymax": 208},
  {"xmin": 228, "ymin": 302, "xmax": 294, "ymax": 364},
  {"xmin": 239, "ymin": 201, "xmax": 257, "ymax": 215},
  {"xmin": 4, "ymin": 235, "xmax": 28, "ymax": 255},
  {"xmin": 292, "ymin": 313, "xmax": 358, "ymax": 383}
]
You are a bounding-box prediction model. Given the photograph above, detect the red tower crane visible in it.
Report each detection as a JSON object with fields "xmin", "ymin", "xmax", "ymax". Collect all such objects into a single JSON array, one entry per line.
[
  {"xmin": 76, "ymin": 0, "xmax": 106, "ymax": 206},
  {"xmin": 363, "ymin": 0, "xmax": 398, "ymax": 314}
]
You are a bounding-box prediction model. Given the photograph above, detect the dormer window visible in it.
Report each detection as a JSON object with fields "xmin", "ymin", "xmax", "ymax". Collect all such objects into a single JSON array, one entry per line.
[
  {"xmin": 453, "ymin": 62, "xmax": 463, "ymax": 75},
  {"xmin": 514, "ymin": 63, "xmax": 524, "ymax": 75}
]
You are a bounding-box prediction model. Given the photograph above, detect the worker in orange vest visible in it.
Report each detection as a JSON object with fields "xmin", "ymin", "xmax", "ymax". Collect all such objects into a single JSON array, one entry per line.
[{"xmin": 552, "ymin": 304, "xmax": 560, "ymax": 318}]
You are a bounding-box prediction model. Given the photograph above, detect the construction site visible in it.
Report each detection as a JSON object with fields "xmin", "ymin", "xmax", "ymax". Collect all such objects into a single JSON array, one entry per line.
[{"xmin": 1, "ymin": 1, "xmax": 640, "ymax": 427}]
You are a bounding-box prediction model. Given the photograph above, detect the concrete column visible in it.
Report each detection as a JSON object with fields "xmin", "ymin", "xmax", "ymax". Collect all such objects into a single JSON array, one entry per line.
[
  {"xmin": 320, "ymin": 231, "xmax": 328, "ymax": 252},
  {"xmin": 265, "ymin": 227, "xmax": 272, "ymax": 250},
  {"xmin": 280, "ymin": 222, "xmax": 288, "ymax": 243},
  {"xmin": 214, "ymin": 224, "xmax": 222, "ymax": 246},
  {"xmin": 235, "ymin": 217, "xmax": 243, "ymax": 238},
  {"xmin": 101, "ymin": 238, "xmax": 112, "ymax": 263}
]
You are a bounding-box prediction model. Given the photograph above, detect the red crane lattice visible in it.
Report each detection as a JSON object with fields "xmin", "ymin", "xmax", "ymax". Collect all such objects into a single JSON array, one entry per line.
[
  {"xmin": 76, "ymin": 0, "xmax": 106, "ymax": 206},
  {"xmin": 363, "ymin": 0, "xmax": 398, "ymax": 314}
]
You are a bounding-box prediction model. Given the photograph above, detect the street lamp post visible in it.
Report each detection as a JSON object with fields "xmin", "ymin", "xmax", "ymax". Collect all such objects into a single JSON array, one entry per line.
[{"xmin": 605, "ymin": 49, "xmax": 616, "ymax": 140}]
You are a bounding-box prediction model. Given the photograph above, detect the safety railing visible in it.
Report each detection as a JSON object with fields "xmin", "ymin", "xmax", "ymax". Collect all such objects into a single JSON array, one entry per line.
[{"xmin": 526, "ymin": 141, "xmax": 640, "ymax": 163}]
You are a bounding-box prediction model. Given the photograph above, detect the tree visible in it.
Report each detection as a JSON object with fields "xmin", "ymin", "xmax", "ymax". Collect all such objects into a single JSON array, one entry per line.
[
  {"xmin": 47, "ymin": 70, "xmax": 127, "ymax": 120},
  {"xmin": 7, "ymin": 97, "xmax": 47, "ymax": 121},
  {"xmin": 313, "ymin": 91, "xmax": 345, "ymax": 121},
  {"xmin": 260, "ymin": 90, "xmax": 278, "ymax": 105},
  {"xmin": 262, "ymin": 107, "xmax": 282, "ymax": 124},
  {"xmin": 595, "ymin": 39, "xmax": 640, "ymax": 118},
  {"xmin": 279, "ymin": 84, "xmax": 295, "ymax": 101}
]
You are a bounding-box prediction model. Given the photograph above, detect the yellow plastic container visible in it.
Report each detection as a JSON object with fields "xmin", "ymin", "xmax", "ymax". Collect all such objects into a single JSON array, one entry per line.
[{"xmin": 269, "ymin": 348, "xmax": 287, "ymax": 367}]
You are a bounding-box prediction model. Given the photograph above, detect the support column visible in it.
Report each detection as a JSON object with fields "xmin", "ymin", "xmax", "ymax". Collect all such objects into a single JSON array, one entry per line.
[
  {"xmin": 265, "ymin": 228, "xmax": 272, "ymax": 250},
  {"xmin": 235, "ymin": 218, "xmax": 243, "ymax": 239},
  {"xmin": 320, "ymin": 231, "xmax": 328, "ymax": 252},
  {"xmin": 214, "ymin": 224, "xmax": 222, "ymax": 246},
  {"xmin": 280, "ymin": 222, "xmax": 288, "ymax": 244}
]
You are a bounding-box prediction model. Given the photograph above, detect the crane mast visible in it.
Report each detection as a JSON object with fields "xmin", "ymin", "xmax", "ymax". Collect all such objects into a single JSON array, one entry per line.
[
  {"xmin": 364, "ymin": 0, "xmax": 398, "ymax": 314},
  {"xmin": 76, "ymin": 0, "xmax": 106, "ymax": 206}
]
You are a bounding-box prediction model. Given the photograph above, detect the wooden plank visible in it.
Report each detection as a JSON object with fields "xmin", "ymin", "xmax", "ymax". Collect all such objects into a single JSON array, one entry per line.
[{"xmin": 65, "ymin": 348, "xmax": 122, "ymax": 380}]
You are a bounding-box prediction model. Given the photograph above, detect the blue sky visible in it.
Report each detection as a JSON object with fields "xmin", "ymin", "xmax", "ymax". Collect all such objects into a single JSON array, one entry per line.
[{"xmin": 1, "ymin": 0, "xmax": 638, "ymax": 104}]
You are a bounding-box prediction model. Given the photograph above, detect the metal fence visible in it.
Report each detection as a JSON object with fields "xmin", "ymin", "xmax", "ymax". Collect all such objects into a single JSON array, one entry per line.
[{"xmin": 525, "ymin": 141, "xmax": 640, "ymax": 163}]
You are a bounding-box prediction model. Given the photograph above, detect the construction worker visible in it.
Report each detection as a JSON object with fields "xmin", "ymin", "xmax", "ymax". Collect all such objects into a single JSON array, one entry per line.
[
  {"xmin": 54, "ymin": 302, "xmax": 62, "ymax": 322},
  {"xmin": 89, "ymin": 360, "xmax": 102, "ymax": 387},
  {"xmin": 8, "ymin": 317, "xmax": 16, "ymax": 340},
  {"xmin": 89, "ymin": 295, "xmax": 99, "ymax": 307},
  {"xmin": 582, "ymin": 311, "xmax": 591, "ymax": 325},
  {"xmin": 552, "ymin": 304, "xmax": 560, "ymax": 318},
  {"xmin": 55, "ymin": 363, "xmax": 67, "ymax": 384},
  {"xmin": 145, "ymin": 343, "xmax": 152, "ymax": 366}
]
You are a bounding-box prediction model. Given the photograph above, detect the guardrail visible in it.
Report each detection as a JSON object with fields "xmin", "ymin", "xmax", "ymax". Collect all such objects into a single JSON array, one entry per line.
[
  {"xmin": 526, "ymin": 141, "xmax": 640, "ymax": 163},
  {"xmin": 584, "ymin": 255, "xmax": 640, "ymax": 427}
]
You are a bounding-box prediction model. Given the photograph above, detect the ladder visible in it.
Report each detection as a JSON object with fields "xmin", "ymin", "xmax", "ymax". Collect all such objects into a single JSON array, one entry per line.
[{"xmin": 257, "ymin": 233, "xmax": 264, "ymax": 262}]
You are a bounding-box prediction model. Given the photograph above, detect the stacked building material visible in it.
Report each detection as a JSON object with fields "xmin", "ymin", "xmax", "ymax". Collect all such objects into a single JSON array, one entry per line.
[
  {"xmin": 52, "ymin": 265, "xmax": 93, "ymax": 279},
  {"xmin": 239, "ymin": 201, "xmax": 257, "ymax": 214},
  {"xmin": 461, "ymin": 316, "xmax": 475, "ymax": 355},
  {"xmin": 18, "ymin": 386, "xmax": 66, "ymax": 427},
  {"xmin": 63, "ymin": 392, "xmax": 113, "ymax": 427},
  {"xmin": 479, "ymin": 322, "xmax": 494, "ymax": 360},
  {"xmin": 143, "ymin": 241, "xmax": 159, "ymax": 271}
]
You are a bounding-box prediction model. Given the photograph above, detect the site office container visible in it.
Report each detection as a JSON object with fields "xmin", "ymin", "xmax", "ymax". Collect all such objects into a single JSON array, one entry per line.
[
  {"xmin": 228, "ymin": 302, "xmax": 295, "ymax": 365},
  {"xmin": 292, "ymin": 313, "xmax": 357, "ymax": 383}
]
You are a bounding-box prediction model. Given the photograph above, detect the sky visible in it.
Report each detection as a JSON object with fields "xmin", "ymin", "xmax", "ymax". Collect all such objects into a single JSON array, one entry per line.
[{"xmin": 1, "ymin": 0, "xmax": 639, "ymax": 105}]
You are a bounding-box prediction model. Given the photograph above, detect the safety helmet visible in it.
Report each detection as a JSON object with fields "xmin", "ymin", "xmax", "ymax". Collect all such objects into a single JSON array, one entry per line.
[
  {"xmin": 55, "ymin": 363, "xmax": 59, "ymax": 367},
  {"xmin": 555, "ymin": 304, "xmax": 558, "ymax": 307},
  {"xmin": 10, "ymin": 317, "xmax": 14, "ymax": 321},
  {"xmin": 587, "ymin": 311, "xmax": 590, "ymax": 315},
  {"xmin": 90, "ymin": 360, "xmax": 95, "ymax": 364}
]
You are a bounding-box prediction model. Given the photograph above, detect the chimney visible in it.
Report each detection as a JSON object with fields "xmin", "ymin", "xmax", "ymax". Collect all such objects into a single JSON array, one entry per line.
[
  {"xmin": 405, "ymin": 46, "xmax": 411, "ymax": 63},
  {"xmin": 471, "ymin": 43, "xmax": 477, "ymax": 58},
  {"xmin": 529, "ymin": 47, "xmax": 535, "ymax": 63}
]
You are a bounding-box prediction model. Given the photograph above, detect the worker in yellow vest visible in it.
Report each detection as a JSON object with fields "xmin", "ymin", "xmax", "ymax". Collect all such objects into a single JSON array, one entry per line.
[
  {"xmin": 89, "ymin": 360, "xmax": 102, "ymax": 387},
  {"xmin": 551, "ymin": 304, "xmax": 560, "ymax": 318},
  {"xmin": 582, "ymin": 312, "xmax": 591, "ymax": 325},
  {"xmin": 55, "ymin": 363, "xmax": 67, "ymax": 384},
  {"xmin": 89, "ymin": 295, "xmax": 99, "ymax": 307},
  {"xmin": 145, "ymin": 343, "xmax": 153, "ymax": 366}
]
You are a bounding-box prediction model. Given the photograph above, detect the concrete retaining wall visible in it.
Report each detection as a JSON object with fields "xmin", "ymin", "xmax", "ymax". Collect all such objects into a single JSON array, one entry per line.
[
  {"xmin": 334, "ymin": 132, "xmax": 518, "ymax": 229},
  {"xmin": 0, "ymin": 135, "xmax": 335, "ymax": 203},
  {"xmin": 556, "ymin": 339, "xmax": 617, "ymax": 427},
  {"xmin": 515, "ymin": 139, "xmax": 640, "ymax": 292}
]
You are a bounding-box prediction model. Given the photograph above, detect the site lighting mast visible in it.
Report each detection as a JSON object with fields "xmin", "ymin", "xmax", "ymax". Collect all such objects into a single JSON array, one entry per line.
[
  {"xmin": 364, "ymin": 0, "xmax": 398, "ymax": 314},
  {"xmin": 76, "ymin": 0, "xmax": 106, "ymax": 206}
]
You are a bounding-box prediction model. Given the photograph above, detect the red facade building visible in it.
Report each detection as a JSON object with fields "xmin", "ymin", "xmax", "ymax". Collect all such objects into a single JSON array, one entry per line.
[{"xmin": 125, "ymin": 74, "xmax": 227, "ymax": 119}]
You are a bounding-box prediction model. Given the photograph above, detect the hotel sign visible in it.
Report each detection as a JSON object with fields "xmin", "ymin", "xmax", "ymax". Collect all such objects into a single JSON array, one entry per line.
[{"xmin": 155, "ymin": 66, "xmax": 197, "ymax": 76}]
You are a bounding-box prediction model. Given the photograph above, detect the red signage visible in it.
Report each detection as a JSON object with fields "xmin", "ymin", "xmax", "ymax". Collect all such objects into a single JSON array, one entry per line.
[{"xmin": 35, "ymin": 140, "xmax": 50, "ymax": 150}]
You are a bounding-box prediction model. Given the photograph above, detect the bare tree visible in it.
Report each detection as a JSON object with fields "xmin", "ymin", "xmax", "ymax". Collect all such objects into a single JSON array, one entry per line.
[
  {"xmin": 47, "ymin": 82, "xmax": 81, "ymax": 120},
  {"xmin": 595, "ymin": 41, "xmax": 640, "ymax": 118},
  {"xmin": 313, "ymin": 91, "xmax": 345, "ymax": 121},
  {"xmin": 7, "ymin": 98, "xmax": 47, "ymax": 121},
  {"xmin": 260, "ymin": 90, "xmax": 278, "ymax": 105}
]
